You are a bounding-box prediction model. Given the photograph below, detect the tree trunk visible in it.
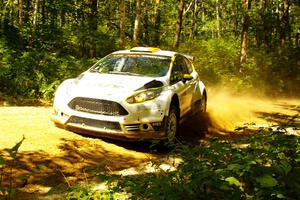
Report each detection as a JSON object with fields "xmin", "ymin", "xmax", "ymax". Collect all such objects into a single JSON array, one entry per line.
[
  {"xmin": 24, "ymin": 0, "xmax": 30, "ymax": 24},
  {"xmin": 173, "ymin": 0, "xmax": 185, "ymax": 49},
  {"xmin": 233, "ymin": 1, "xmax": 238, "ymax": 37},
  {"xmin": 262, "ymin": 0, "xmax": 271, "ymax": 48},
  {"xmin": 133, "ymin": 0, "xmax": 142, "ymax": 46},
  {"xmin": 279, "ymin": 0, "xmax": 291, "ymax": 47},
  {"xmin": 41, "ymin": 0, "xmax": 46, "ymax": 25},
  {"xmin": 216, "ymin": 0, "xmax": 220, "ymax": 38},
  {"xmin": 143, "ymin": 0, "xmax": 149, "ymax": 45},
  {"xmin": 30, "ymin": 0, "xmax": 39, "ymax": 47},
  {"xmin": 153, "ymin": 0, "xmax": 161, "ymax": 46},
  {"xmin": 61, "ymin": 10, "xmax": 65, "ymax": 27},
  {"xmin": 240, "ymin": 0, "xmax": 250, "ymax": 65},
  {"xmin": 296, "ymin": 32, "xmax": 299, "ymax": 47},
  {"xmin": 89, "ymin": 0, "xmax": 97, "ymax": 57},
  {"xmin": 190, "ymin": 0, "xmax": 199, "ymax": 40},
  {"xmin": 119, "ymin": 0, "xmax": 126, "ymax": 49},
  {"xmin": 1, "ymin": 0, "xmax": 7, "ymax": 32},
  {"xmin": 18, "ymin": 0, "xmax": 24, "ymax": 49}
]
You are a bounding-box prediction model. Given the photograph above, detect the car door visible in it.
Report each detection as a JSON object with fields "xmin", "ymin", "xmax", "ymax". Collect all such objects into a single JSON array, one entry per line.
[
  {"xmin": 182, "ymin": 57, "xmax": 198, "ymax": 109},
  {"xmin": 170, "ymin": 55, "xmax": 192, "ymax": 117}
]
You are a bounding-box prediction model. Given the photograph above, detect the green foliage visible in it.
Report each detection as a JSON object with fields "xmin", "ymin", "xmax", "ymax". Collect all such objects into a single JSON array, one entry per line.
[
  {"xmin": 59, "ymin": 129, "xmax": 300, "ymax": 199},
  {"xmin": 180, "ymin": 38, "xmax": 300, "ymax": 96},
  {"xmin": 0, "ymin": 0, "xmax": 300, "ymax": 100},
  {"xmin": 0, "ymin": 45, "xmax": 96, "ymax": 100},
  {"xmin": 63, "ymin": 186, "xmax": 100, "ymax": 200},
  {"xmin": 100, "ymin": 130, "xmax": 300, "ymax": 200},
  {"xmin": 181, "ymin": 38, "xmax": 240, "ymax": 86},
  {"xmin": 61, "ymin": 185, "xmax": 126, "ymax": 200}
]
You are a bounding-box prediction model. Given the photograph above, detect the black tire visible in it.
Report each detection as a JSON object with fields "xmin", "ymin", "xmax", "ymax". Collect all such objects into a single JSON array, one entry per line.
[
  {"xmin": 200, "ymin": 93, "xmax": 207, "ymax": 113},
  {"xmin": 165, "ymin": 105, "xmax": 179, "ymax": 142}
]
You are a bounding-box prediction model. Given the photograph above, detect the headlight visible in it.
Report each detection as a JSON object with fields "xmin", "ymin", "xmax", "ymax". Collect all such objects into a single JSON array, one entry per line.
[
  {"xmin": 126, "ymin": 88, "xmax": 162, "ymax": 104},
  {"xmin": 53, "ymin": 80, "xmax": 74, "ymax": 105}
]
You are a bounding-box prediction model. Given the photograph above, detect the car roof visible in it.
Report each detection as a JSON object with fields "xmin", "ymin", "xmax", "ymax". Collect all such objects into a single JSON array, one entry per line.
[{"xmin": 112, "ymin": 47, "xmax": 177, "ymax": 58}]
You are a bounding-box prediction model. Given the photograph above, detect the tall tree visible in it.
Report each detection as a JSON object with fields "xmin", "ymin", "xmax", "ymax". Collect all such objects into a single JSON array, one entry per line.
[
  {"xmin": 190, "ymin": 0, "xmax": 200, "ymax": 40},
  {"xmin": 216, "ymin": 0, "xmax": 221, "ymax": 38},
  {"xmin": 143, "ymin": 0, "xmax": 149, "ymax": 45},
  {"xmin": 18, "ymin": 0, "xmax": 24, "ymax": 49},
  {"xmin": 88, "ymin": 0, "xmax": 97, "ymax": 57},
  {"xmin": 119, "ymin": 0, "xmax": 126, "ymax": 49},
  {"xmin": 279, "ymin": 0, "xmax": 291, "ymax": 47},
  {"xmin": 30, "ymin": 0, "xmax": 40, "ymax": 47},
  {"xmin": 153, "ymin": 0, "xmax": 161, "ymax": 46},
  {"xmin": 173, "ymin": 0, "xmax": 185, "ymax": 49},
  {"xmin": 240, "ymin": 0, "xmax": 250, "ymax": 64},
  {"xmin": 133, "ymin": 0, "xmax": 142, "ymax": 46}
]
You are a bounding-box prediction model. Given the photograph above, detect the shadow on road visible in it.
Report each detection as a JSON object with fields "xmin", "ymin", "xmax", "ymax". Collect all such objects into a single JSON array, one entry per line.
[
  {"xmin": 69, "ymin": 111, "xmax": 212, "ymax": 154},
  {"xmin": 5, "ymin": 137, "xmax": 154, "ymax": 199},
  {"xmin": 3, "ymin": 112, "xmax": 213, "ymax": 199}
]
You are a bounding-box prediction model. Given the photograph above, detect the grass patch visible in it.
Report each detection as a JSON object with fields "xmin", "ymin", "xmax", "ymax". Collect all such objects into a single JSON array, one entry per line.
[{"xmin": 61, "ymin": 129, "xmax": 300, "ymax": 199}]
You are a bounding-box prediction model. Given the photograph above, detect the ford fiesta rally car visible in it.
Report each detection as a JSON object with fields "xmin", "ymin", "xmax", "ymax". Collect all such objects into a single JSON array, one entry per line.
[{"xmin": 51, "ymin": 47, "xmax": 207, "ymax": 141}]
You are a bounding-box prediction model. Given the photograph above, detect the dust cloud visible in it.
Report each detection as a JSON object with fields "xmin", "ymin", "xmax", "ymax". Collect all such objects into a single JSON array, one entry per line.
[{"xmin": 184, "ymin": 87, "xmax": 300, "ymax": 137}]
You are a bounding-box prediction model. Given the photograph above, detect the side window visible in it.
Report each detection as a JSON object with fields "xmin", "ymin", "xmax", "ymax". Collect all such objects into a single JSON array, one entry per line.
[
  {"xmin": 170, "ymin": 56, "xmax": 186, "ymax": 85},
  {"xmin": 180, "ymin": 57, "xmax": 189, "ymax": 74},
  {"xmin": 183, "ymin": 57, "xmax": 193, "ymax": 74}
]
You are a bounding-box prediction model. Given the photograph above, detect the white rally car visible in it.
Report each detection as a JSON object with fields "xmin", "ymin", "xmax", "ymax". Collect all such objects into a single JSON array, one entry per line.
[{"xmin": 51, "ymin": 47, "xmax": 206, "ymax": 141}]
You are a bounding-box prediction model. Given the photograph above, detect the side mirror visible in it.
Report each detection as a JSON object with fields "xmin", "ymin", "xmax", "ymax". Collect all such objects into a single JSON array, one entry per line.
[{"xmin": 183, "ymin": 74, "xmax": 193, "ymax": 82}]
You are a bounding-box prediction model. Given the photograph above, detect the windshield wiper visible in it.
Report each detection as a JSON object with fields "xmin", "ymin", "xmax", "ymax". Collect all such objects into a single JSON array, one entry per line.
[
  {"xmin": 90, "ymin": 69, "xmax": 101, "ymax": 73},
  {"xmin": 108, "ymin": 71, "xmax": 142, "ymax": 76}
]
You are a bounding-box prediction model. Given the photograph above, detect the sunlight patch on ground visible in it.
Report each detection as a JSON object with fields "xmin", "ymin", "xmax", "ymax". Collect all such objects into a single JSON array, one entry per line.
[
  {"xmin": 115, "ymin": 157, "xmax": 182, "ymax": 176},
  {"xmin": 0, "ymin": 107, "xmax": 152, "ymax": 160}
]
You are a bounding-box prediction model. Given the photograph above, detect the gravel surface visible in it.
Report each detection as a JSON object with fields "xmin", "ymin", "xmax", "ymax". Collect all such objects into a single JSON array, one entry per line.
[{"xmin": 0, "ymin": 94, "xmax": 299, "ymax": 199}]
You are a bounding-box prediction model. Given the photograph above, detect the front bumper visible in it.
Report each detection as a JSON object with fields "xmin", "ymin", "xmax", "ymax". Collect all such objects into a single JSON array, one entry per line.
[
  {"xmin": 51, "ymin": 114, "xmax": 167, "ymax": 141},
  {"xmin": 51, "ymin": 97, "xmax": 169, "ymax": 141}
]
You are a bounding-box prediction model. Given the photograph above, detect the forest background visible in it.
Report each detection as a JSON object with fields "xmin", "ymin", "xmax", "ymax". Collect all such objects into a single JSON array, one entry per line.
[{"xmin": 0, "ymin": 0, "xmax": 299, "ymax": 100}]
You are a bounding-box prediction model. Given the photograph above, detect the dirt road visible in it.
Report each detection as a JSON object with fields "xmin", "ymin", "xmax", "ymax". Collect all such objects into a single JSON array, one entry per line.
[
  {"xmin": 0, "ymin": 106, "xmax": 158, "ymax": 198},
  {"xmin": 0, "ymin": 91, "xmax": 299, "ymax": 198}
]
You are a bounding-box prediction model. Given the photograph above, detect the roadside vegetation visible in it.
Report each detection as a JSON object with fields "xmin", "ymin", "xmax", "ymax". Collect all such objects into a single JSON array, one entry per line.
[{"xmin": 63, "ymin": 126, "xmax": 300, "ymax": 200}]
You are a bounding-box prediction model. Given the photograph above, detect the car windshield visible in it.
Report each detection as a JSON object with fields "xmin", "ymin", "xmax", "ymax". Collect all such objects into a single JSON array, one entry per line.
[{"xmin": 90, "ymin": 54, "xmax": 171, "ymax": 77}]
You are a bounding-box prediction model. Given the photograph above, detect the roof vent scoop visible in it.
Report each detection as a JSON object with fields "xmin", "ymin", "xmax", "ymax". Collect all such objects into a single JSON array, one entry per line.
[
  {"xmin": 130, "ymin": 47, "xmax": 161, "ymax": 53},
  {"xmin": 136, "ymin": 80, "xmax": 164, "ymax": 91}
]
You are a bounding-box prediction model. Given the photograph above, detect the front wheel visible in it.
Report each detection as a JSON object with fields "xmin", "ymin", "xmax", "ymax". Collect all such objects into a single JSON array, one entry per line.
[
  {"xmin": 200, "ymin": 93, "xmax": 207, "ymax": 113},
  {"xmin": 165, "ymin": 105, "xmax": 179, "ymax": 142}
]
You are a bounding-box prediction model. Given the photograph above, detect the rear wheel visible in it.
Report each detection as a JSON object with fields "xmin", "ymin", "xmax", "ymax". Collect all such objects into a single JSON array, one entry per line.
[
  {"xmin": 192, "ymin": 92, "xmax": 207, "ymax": 115},
  {"xmin": 165, "ymin": 105, "xmax": 179, "ymax": 142}
]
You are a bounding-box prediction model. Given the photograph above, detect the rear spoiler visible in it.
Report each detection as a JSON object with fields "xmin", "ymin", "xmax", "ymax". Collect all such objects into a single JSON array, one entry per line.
[{"xmin": 183, "ymin": 54, "xmax": 195, "ymax": 62}]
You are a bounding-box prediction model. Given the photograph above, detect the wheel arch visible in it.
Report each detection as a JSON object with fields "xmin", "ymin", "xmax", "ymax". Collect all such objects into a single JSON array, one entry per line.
[
  {"xmin": 165, "ymin": 94, "xmax": 180, "ymax": 117},
  {"xmin": 202, "ymin": 89, "xmax": 207, "ymax": 101},
  {"xmin": 192, "ymin": 80, "xmax": 206, "ymax": 104}
]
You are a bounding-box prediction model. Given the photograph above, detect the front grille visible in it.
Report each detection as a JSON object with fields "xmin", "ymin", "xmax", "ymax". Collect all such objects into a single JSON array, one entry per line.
[
  {"xmin": 68, "ymin": 97, "xmax": 128, "ymax": 116},
  {"xmin": 68, "ymin": 116, "xmax": 121, "ymax": 130}
]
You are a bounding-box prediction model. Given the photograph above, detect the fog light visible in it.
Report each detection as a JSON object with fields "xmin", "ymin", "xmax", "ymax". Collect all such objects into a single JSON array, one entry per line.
[
  {"xmin": 142, "ymin": 124, "xmax": 149, "ymax": 130},
  {"xmin": 140, "ymin": 123, "xmax": 151, "ymax": 131}
]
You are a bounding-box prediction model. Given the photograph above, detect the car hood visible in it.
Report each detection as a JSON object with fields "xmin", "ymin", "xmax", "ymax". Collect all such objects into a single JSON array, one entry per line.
[{"xmin": 70, "ymin": 72, "xmax": 166, "ymax": 100}]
